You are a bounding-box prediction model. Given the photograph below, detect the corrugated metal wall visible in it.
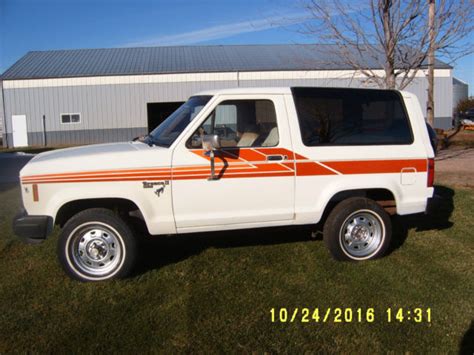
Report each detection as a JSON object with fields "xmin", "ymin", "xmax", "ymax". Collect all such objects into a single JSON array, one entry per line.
[
  {"xmin": 1, "ymin": 72, "xmax": 454, "ymax": 147},
  {"xmin": 453, "ymin": 79, "xmax": 468, "ymax": 112},
  {"xmin": 0, "ymin": 81, "xmax": 5, "ymax": 145}
]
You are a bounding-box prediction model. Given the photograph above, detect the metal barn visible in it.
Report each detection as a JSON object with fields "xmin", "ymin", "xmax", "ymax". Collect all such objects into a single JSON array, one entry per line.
[{"xmin": 0, "ymin": 44, "xmax": 455, "ymax": 148}]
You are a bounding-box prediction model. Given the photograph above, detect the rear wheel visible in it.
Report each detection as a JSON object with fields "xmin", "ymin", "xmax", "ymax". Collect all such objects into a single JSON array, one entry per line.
[
  {"xmin": 58, "ymin": 208, "xmax": 137, "ymax": 281},
  {"xmin": 323, "ymin": 197, "xmax": 391, "ymax": 261}
]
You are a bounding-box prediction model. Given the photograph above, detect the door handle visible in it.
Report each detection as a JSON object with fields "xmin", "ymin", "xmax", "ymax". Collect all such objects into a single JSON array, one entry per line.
[{"xmin": 266, "ymin": 154, "xmax": 286, "ymax": 161}]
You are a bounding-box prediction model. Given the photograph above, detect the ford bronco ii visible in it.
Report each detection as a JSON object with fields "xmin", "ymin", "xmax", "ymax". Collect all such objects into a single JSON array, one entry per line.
[{"xmin": 14, "ymin": 87, "xmax": 435, "ymax": 281}]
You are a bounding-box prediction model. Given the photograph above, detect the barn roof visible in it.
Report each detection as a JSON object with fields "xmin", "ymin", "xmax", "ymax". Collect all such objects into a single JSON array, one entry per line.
[{"xmin": 1, "ymin": 44, "xmax": 452, "ymax": 80}]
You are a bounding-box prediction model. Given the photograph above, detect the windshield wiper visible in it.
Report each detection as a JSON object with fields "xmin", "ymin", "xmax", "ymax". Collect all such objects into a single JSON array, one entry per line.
[
  {"xmin": 131, "ymin": 134, "xmax": 154, "ymax": 147},
  {"xmin": 145, "ymin": 135, "xmax": 170, "ymax": 148}
]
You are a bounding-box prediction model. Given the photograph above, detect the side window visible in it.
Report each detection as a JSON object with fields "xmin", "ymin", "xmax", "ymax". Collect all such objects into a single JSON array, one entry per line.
[
  {"xmin": 187, "ymin": 99, "xmax": 279, "ymax": 148},
  {"xmin": 61, "ymin": 113, "xmax": 81, "ymax": 124},
  {"xmin": 292, "ymin": 88, "xmax": 413, "ymax": 146}
]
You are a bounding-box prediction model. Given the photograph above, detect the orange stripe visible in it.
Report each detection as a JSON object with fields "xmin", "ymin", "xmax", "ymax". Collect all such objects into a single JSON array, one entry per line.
[
  {"xmin": 173, "ymin": 171, "xmax": 294, "ymax": 181},
  {"xmin": 296, "ymin": 162, "xmax": 337, "ymax": 176},
  {"xmin": 21, "ymin": 167, "xmax": 171, "ymax": 180},
  {"xmin": 323, "ymin": 159, "xmax": 427, "ymax": 174},
  {"xmin": 20, "ymin": 149, "xmax": 427, "ymax": 185},
  {"xmin": 255, "ymin": 147, "xmax": 296, "ymax": 160},
  {"xmin": 32, "ymin": 184, "xmax": 39, "ymax": 201},
  {"xmin": 23, "ymin": 172, "xmax": 173, "ymax": 183},
  {"xmin": 23, "ymin": 175, "xmax": 172, "ymax": 184}
]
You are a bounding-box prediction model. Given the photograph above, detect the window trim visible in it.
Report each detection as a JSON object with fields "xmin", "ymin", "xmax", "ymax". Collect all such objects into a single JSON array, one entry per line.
[
  {"xmin": 185, "ymin": 98, "xmax": 280, "ymax": 149},
  {"xmin": 60, "ymin": 113, "xmax": 81, "ymax": 125},
  {"xmin": 291, "ymin": 87, "xmax": 414, "ymax": 147}
]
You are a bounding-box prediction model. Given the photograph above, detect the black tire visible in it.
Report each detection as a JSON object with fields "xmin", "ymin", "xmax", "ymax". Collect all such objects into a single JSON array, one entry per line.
[
  {"xmin": 323, "ymin": 197, "xmax": 391, "ymax": 261},
  {"xmin": 58, "ymin": 208, "xmax": 137, "ymax": 282}
]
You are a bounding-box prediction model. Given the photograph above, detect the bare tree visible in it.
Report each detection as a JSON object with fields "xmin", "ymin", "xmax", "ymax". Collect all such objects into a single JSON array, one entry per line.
[{"xmin": 299, "ymin": 0, "xmax": 473, "ymax": 124}]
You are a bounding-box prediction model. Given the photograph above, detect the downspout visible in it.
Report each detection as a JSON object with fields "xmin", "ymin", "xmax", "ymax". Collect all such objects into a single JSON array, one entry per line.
[
  {"xmin": 42, "ymin": 115, "xmax": 47, "ymax": 146},
  {"xmin": 237, "ymin": 71, "xmax": 240, "ymax": 87}
]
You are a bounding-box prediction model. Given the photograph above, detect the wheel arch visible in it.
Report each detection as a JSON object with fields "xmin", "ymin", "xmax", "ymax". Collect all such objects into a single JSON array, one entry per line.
[
  {"xmin": 318, "ymin": 187, "xmax": 398, "ymax": 225},
  {"xmin": 55, "ymin": 197, "xmax": 148, "ymax": 231}
]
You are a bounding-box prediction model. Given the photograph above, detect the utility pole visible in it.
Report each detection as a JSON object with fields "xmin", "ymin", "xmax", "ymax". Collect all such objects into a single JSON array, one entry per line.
[{"xmin": 427, "ymin": 0, "xmax": 435, "ymax": 126}]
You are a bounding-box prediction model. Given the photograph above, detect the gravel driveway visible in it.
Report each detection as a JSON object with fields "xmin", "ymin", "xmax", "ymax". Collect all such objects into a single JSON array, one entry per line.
[{"xmin": 435, "ymin": 147, "xmax": 474, "ymax": 187}]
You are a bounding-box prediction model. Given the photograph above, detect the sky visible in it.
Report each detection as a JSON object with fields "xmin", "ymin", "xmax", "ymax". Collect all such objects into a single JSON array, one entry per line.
[{"xmin": 0, "ymin": 0, "xmax": 473, "ymax": 94}]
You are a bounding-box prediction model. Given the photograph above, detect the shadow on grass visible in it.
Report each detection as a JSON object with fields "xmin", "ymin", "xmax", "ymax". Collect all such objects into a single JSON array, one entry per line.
[
  {"xmin": 388, "ymin": 185, "xmax": 454, "ymax": 254},
  {"xmin": 459, "ymin": 320, "xmax": 474, "ymax": 355},
  {"xmin": 133, "ymin": 225, "xmax": 314, "ymax": 276},
  {"xmin": 133, "ymin": 185, "xmax": 455, "ymax": 276}
]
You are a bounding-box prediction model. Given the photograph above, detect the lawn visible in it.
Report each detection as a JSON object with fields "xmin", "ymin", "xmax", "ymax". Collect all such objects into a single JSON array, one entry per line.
[{"xmin": 0, "ymin": 184, "xmax": 473, "ymax": 353}]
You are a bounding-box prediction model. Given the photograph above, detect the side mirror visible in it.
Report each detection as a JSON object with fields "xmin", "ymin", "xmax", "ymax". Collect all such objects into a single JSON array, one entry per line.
[
  {"xmin": 202, "ymin": 134, "xmax": 221, "ymax": 152},
  {"xmin": 202, "ymin": 134, "xmax": 220, "ymax": 180}
]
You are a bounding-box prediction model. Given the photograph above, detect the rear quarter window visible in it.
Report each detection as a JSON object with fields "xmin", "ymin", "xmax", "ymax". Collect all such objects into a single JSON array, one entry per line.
[{"xmin": 292, "ymin": 88, "xmax": 413, "ymax": 146}]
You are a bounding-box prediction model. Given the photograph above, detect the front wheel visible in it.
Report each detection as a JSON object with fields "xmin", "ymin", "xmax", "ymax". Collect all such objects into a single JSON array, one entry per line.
[
  {"xmin": 323, "ymin": 197, "xmax": 391, "ymax": 261},
  {"xmin": 58, "ymin": 208, "xmax": 137, "ymax": 281}
]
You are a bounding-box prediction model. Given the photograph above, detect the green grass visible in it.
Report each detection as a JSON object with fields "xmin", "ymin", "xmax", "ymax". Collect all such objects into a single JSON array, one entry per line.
[{"xmin": 1, "ymin": 185, "xmax": 473, "ymax": 353}]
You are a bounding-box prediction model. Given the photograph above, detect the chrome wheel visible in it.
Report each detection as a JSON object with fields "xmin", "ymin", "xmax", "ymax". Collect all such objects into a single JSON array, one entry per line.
[
  {"xmin": 67, "ymin": 222, "xmax": 124, "ymax": 278},
  {"xmin": 339, "ymin": 210, "xmax": 384, "ymax": 259}
]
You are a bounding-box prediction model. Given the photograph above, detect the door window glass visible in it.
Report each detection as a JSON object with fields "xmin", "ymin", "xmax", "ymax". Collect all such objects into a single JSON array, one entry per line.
[{"xmin": 187, "ymin": 99, "xmax": 279, "ymax": 148}]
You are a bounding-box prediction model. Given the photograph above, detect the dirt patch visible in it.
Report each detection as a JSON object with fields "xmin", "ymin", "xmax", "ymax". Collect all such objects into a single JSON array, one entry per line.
[{"xmin": 435, "ymin": 146, "xmax": 474, "ymax": 187}]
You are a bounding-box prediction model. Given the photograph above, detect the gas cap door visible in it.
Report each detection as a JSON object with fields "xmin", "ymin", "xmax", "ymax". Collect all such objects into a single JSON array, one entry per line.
[{"xmin": 400, "ymin": 167, "xmax": 417, "ymax": 185}]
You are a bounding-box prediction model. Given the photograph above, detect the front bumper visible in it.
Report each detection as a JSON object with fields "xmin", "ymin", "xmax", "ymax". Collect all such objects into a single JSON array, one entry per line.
[{"xmin": 13, "ymin": 209, "xmax": 53, "ymax": 244}]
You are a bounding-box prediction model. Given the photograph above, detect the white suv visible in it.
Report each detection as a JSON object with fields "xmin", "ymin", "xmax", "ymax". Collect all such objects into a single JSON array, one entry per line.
[{"xmin": 14, "ymin": 87, "xmax": 435, "ymax": 281}]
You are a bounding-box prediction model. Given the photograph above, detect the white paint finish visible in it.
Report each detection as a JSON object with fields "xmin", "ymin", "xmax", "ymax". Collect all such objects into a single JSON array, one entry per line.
[
  {"xmin": 21, "ymin": 142, "xmax": 177, "ymax": 235},
  {"xmin": 2, "ymin": 69, "xmax": 452, "ymax": 89},
  {"xmin": 400, "ymin": 168, "xmax": 417, "ymax": 185},
  {"xmin": 171, "ymin": 94, "xmax": 295, "ymax": 228},
  {"xmin": 11, "ymin": 115, "xmax": 28, "ymax": 147}
]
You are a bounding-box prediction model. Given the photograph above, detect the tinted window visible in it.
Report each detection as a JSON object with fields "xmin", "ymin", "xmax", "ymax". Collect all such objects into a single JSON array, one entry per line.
[
  {"xmin": 187, "ymin": 99, "xmax": 279, "ymax": 148},
  {"xmin": 292, "ymin": 88, "xmax": 413, "ymax": 146}
]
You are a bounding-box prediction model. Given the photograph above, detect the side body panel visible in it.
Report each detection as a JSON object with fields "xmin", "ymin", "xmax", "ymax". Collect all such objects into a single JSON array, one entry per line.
[{"xmin": 284, "ymin": 91, "xmax": 434, "ymax": 225}]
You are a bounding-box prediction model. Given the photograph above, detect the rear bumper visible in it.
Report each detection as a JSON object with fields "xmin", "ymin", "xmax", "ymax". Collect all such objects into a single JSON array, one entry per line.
[{"xmin": 13, "ymin": 209, "xmax": 53, "ymax": 244}]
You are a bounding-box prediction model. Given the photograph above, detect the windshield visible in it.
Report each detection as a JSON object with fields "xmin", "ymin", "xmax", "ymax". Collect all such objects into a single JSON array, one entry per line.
[{"xmin": 146, "ymin": 95, "xmax": 212, "ymax": 147}]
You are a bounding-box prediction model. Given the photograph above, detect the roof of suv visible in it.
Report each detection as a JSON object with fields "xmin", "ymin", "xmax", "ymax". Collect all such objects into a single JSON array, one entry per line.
[{"xmin": 195, "ymin": 86, "xmax": 407, "ymax": 96}]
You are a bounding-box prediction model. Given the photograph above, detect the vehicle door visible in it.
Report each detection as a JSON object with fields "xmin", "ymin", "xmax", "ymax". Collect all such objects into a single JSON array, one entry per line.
[{"xmin": 171, "ymin": 94, "xmax": 296, "ymax": 229}]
